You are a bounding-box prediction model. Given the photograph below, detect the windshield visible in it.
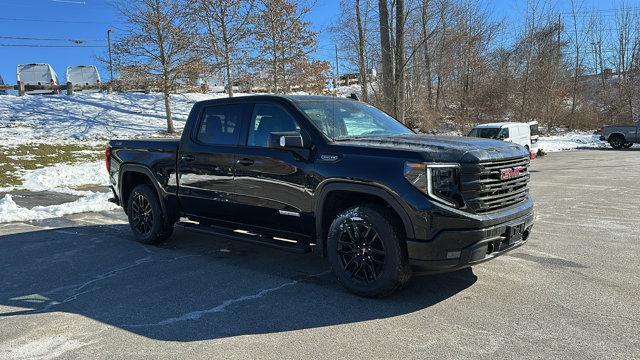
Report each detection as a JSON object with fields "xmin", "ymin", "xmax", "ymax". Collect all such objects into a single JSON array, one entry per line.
[
  {"xmin": 469, "ymin": 127, "xmax": 502, "ymax": 139},
  {"xmin": 295, "ymin": 100, "xmax": 414, "ymax": 141}
]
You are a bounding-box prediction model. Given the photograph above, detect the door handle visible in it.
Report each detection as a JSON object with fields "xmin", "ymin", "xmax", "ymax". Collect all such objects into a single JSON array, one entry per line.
[
  {"xmin": 181, "ymin": 154, "xmax": 196, "ymax": 162},
  {"xmin": 236, "ymin": 158, "xmax": 254, "ymax": 166}
]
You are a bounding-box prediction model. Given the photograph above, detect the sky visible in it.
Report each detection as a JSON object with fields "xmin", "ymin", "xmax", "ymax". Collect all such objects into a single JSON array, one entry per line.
[{"xmin": 0, "ymin": 0, "xmax": 634, "ymax": 84}]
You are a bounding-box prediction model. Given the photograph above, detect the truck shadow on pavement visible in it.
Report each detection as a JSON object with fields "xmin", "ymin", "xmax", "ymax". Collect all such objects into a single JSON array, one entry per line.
[{"xmin": 0, "ymin": 224, "xmax": 476, "ymax": 342}]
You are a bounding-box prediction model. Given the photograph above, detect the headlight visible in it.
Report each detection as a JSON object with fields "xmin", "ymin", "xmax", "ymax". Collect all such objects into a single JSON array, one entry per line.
[{"xmin": 404, "ymin": 162, "xmax": 463, "ymax": 207}]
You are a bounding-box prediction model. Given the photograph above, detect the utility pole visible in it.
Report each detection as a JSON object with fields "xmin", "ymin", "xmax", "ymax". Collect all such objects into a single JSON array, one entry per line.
[
  {"xmin": 335, "ymin": 44, "xmax": 339, "ymax": 93},
  {"xmin": 591, "ymin": 42, "xmax": 599, "ymax": 76},
  {"xmin": 107, "ymin": 29, "xmax": 113, "ymax": 82}
]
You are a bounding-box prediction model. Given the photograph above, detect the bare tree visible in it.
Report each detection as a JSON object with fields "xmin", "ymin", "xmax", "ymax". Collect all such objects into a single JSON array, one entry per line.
[
  {"xmin": 394, "ymin": 0, "xmax": 406, "ymax": 122},
  {"xmin": 355, "ymin": 0, "xmax": 369, "ymax": 102},
  {"xmin": 194, "ymin": 0, "xmax": 255, "ymax": 97},
  {"xmin": 113, "ymin": 0, "xmax": 201, "ymax": 133},
  {"xmin": 378, "ymin": 0, "xmax": 395, "ymax": 113},
  {"xmin": 253, "ymin": 0, "xmax": 321, "ymax": 93},
  {"xmin": 421, "ymin": 0, "xmax": 433, "ymax": 107}
]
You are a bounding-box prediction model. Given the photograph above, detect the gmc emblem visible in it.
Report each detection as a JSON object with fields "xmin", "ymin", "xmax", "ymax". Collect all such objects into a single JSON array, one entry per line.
[{"xmin": 500, "ymin": 166, "xmax": 526, "ymax": 180}]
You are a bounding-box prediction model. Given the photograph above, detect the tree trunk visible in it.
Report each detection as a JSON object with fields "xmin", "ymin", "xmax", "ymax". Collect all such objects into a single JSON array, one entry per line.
[
  {"xmin": 154, "ymin": 0, "xmax": 174, "ymax": 133},
  {"xmin": 394, "ymin": 0, "xmax": 405, "ymax": 123},
  {"xmin": 355, "ymin": 0, "xmax": 368, "ymax": 102},
  {"xmin": 221, "ymin": 11, "xmax": 233, "ymax": 97},
  {"xmin": 378, "ymin": 0, "xmax": 394, "ymax": 114},
  {"xmin": 163, "ymin": 84, "xmax": 174, "ymax": 133},
  {"xmin": 421, "ymin": 0, "xmax": 433, "ymax": 108}
]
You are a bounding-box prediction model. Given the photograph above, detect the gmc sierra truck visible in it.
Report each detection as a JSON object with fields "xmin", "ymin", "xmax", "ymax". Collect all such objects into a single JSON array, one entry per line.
[
  {"xmin": 107, "ymin": 95, "xmax": 534, "ymax": 297},
  {"xmin": 600, "ymin": 121, "xmax": 639, "ymax": 149}
]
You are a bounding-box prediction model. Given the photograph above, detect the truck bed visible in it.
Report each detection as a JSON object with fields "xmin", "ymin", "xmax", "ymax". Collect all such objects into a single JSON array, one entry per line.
[{"xmin": 109, "ymin": 138, "xmax": 180, "ymax": 152}]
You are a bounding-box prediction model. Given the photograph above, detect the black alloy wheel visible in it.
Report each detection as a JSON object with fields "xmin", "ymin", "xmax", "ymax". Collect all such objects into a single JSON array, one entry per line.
[
  {"xmin": 130, "ymin": 192, "xmax": 153, "ymax": 236},
  {"xmin": 609, "ymin": 135, "xmax": 626, "ymax": 149},
  {"xmin": 126, "ymin": 184, "xmax": 174, "ymax": 244},
  {"xmin": 337, "ymin": 220, "xmax": 386, "ymax": 284},
  {"xmin": 327, "ymin": 205, "xmax": 411, "ymax": 297}
]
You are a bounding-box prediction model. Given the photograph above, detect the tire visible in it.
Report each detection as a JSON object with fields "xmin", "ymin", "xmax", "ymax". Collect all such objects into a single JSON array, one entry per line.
[
  {"xmin": 609, "ymin": 135, "xmax": 626, "ymax": 149},
  {"xmin": 126, "ymin": 184, "xmax": 174, "ymax": 244},
  {"xmin": 327, "ymin": 205, "xmax": 411, "ymax": 297},
  {"xmin": 623, "ymin": 142, "xmax": 633, "ymax": 149}
]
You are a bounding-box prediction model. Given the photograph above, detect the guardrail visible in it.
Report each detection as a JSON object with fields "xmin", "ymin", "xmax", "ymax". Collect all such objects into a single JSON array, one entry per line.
[{"xmin": 0, "ymin": 81, "xmax": 112, "ymax": 95}]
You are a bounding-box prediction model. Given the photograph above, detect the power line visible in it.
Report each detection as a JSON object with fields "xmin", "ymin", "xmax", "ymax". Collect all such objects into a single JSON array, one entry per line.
[
  {"xmin": 0, "ymin": 44, "xmax": 105, "ymax": 48},
  {"xmin": 0, "ymin": 36, "xmax": 105, "ymax": 42},
  {"xmin": 0, "ymin": 17, "xmax": 110, "ymax": 25}
]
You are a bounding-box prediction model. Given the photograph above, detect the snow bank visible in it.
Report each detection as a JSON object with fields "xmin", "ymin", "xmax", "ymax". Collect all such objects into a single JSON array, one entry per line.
[
  {"xmin": 20, "ymin": 160, "xmax": 108, "ymax": 192},
  {"xmin": 0, "ymin": 160, "xmax": 116, "ymax": 223},
  {"xmin": 537, "ymin": 132, "xmax": 607, "ymax": 152},
  {"xmin": 0, "ymin": 192, "xmax": 118, "ymax": 223}
]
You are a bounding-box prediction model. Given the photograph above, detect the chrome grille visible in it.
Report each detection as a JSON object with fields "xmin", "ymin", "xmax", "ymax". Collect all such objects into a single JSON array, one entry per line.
[{"xmin": 461, "ymin": 156, "xmax": 530, "ymax": 213}]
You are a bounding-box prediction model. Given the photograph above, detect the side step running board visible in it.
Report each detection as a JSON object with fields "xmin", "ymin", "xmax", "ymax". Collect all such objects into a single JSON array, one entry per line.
[{"xmin": 175, "ymin": 222, "xmax": 311, "ymax": 254}]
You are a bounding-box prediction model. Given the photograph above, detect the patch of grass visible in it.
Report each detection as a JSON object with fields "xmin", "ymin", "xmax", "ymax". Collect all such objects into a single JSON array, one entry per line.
[{"xmin": 0, "ymin": 143, "xmax": 105, "ymax": 188}]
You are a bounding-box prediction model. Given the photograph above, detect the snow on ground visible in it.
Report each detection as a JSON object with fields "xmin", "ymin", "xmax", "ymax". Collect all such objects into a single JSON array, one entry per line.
[
  {"xmin": 0, "ymin": 92, "xmax": 233, "ymax": 147},
  {"xmin": 0, "ymin": 192, "xmax": 115, "ymax": 223},
  {"xmin": 0, "ymin": 161, "xmax": 116, "ymax": 223},
  {"xmin": 20, "ymin": 160, "xmax": 108, "ymax": 192},
  {"xmin": 537, "ymin": 132, "xmax": 608, "ymax": 152}
]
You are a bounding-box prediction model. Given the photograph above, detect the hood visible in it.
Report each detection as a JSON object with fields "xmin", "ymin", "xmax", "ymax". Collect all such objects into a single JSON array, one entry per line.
[{"xmin": 334, "ymin": 134, "xmax": 528, "ymax": 163}]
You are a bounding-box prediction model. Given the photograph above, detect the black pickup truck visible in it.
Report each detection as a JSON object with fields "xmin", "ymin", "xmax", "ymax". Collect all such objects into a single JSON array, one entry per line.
[{"xmin": 107, "ymin": 95, "xmax": 534, "ymax": 297}]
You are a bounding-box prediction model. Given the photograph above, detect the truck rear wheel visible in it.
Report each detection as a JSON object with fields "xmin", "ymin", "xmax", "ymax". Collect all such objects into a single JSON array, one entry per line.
[
  {"xmin": 327, "ymin": 205, "xmax": 411, "ymax": 297},
  {"xmin": 127, "ymin": 184, "xmax": 174, "ymax": 244},
  {"xmin": 609, "ymin": 135, "xmax": 626, "ymax": 149}
]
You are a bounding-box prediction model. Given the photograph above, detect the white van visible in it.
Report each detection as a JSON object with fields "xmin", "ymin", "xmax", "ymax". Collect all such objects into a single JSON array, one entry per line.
[
  {"xmin": 469, "ymin": 122, "xmax": 533, "ymax": 152},
  {"xmin": 66, "ymin": 65, "xmax": 101, "ymax": 90},
  {"xmin": 16, "ymin": 63, "xmax": 59, "ymax": 94}
]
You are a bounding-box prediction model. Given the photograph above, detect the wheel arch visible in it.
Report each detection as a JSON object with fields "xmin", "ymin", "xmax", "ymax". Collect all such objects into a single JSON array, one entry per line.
[
  {"xmin": 314, "ymin": 182, "xmax": 415, "ymax": 258},
  {"xmin": 119, "ymin": 164, "xmax": 166, "ymax": 215}
]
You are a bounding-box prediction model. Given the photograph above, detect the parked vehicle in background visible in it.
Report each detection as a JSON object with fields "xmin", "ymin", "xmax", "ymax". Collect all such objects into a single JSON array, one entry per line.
[
  {"xmin": 600, "ymin": 121, "xmax": 639, "ymax": 149},
  {"xmin": 66, "ymin": 65, "xmax": 101, "ymax": 91},
  {"xmin": 16, "ymin": 63, "xmax": 59, "ymax": 94},
  {"xmin": 107, "ymin": 95, "xmax": 534, "ymax": 297},
  {"xmin": 468, "ymin": 122, "xmax": 532, "ymax": 153}
]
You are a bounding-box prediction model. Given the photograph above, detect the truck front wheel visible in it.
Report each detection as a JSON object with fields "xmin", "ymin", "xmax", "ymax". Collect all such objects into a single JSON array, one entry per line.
[
  {"xmin": 126, "ymin": 184, "xmax": 174, "ymax": 244},
  {"xmin": 609, "ymin": 135, "xmax": 626, "ymax": 149},
  {"xmin": 327, "ymin": 205, "xmax": 411, "ymax": 297}
]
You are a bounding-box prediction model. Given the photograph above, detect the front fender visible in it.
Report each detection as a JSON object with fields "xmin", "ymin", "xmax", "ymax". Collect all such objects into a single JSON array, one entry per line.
[{"xmin": 313, "ymin": 180, "xmax": 416, "ymax": 257}]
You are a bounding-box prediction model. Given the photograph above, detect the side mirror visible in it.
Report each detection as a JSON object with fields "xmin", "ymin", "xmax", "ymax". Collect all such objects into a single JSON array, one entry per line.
[{"xmin": 268, "ymin": 131, "xmax": 306, "ymax": 149}]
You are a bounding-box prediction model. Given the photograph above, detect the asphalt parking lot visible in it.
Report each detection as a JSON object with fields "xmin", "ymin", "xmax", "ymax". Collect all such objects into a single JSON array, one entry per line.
[{"xmin": 1, "ymin": 149, "xmax": 638, "ymax": 359}]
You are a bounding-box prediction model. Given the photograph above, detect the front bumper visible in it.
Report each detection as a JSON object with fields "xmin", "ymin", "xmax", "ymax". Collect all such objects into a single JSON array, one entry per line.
[{"xmin": 406, "ymin": 211, "xmax": 534, "ymax": 274}]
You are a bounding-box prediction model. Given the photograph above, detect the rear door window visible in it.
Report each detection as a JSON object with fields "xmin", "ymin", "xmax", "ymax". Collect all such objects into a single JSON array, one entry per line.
[{"xmin": 196, "ymin": 104, "xmax": 246, "ymax": 145}]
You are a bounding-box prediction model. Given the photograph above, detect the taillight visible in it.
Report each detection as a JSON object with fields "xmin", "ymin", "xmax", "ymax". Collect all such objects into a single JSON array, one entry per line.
[{"xmin": 105, "ymin": 146, "xmax": 111, "ymax": 173}]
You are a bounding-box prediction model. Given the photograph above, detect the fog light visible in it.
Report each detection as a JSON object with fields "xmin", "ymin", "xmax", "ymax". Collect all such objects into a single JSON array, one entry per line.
[{"xmin": 446, "ymin": 251, "xmax": 461, "ymax": 259}]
